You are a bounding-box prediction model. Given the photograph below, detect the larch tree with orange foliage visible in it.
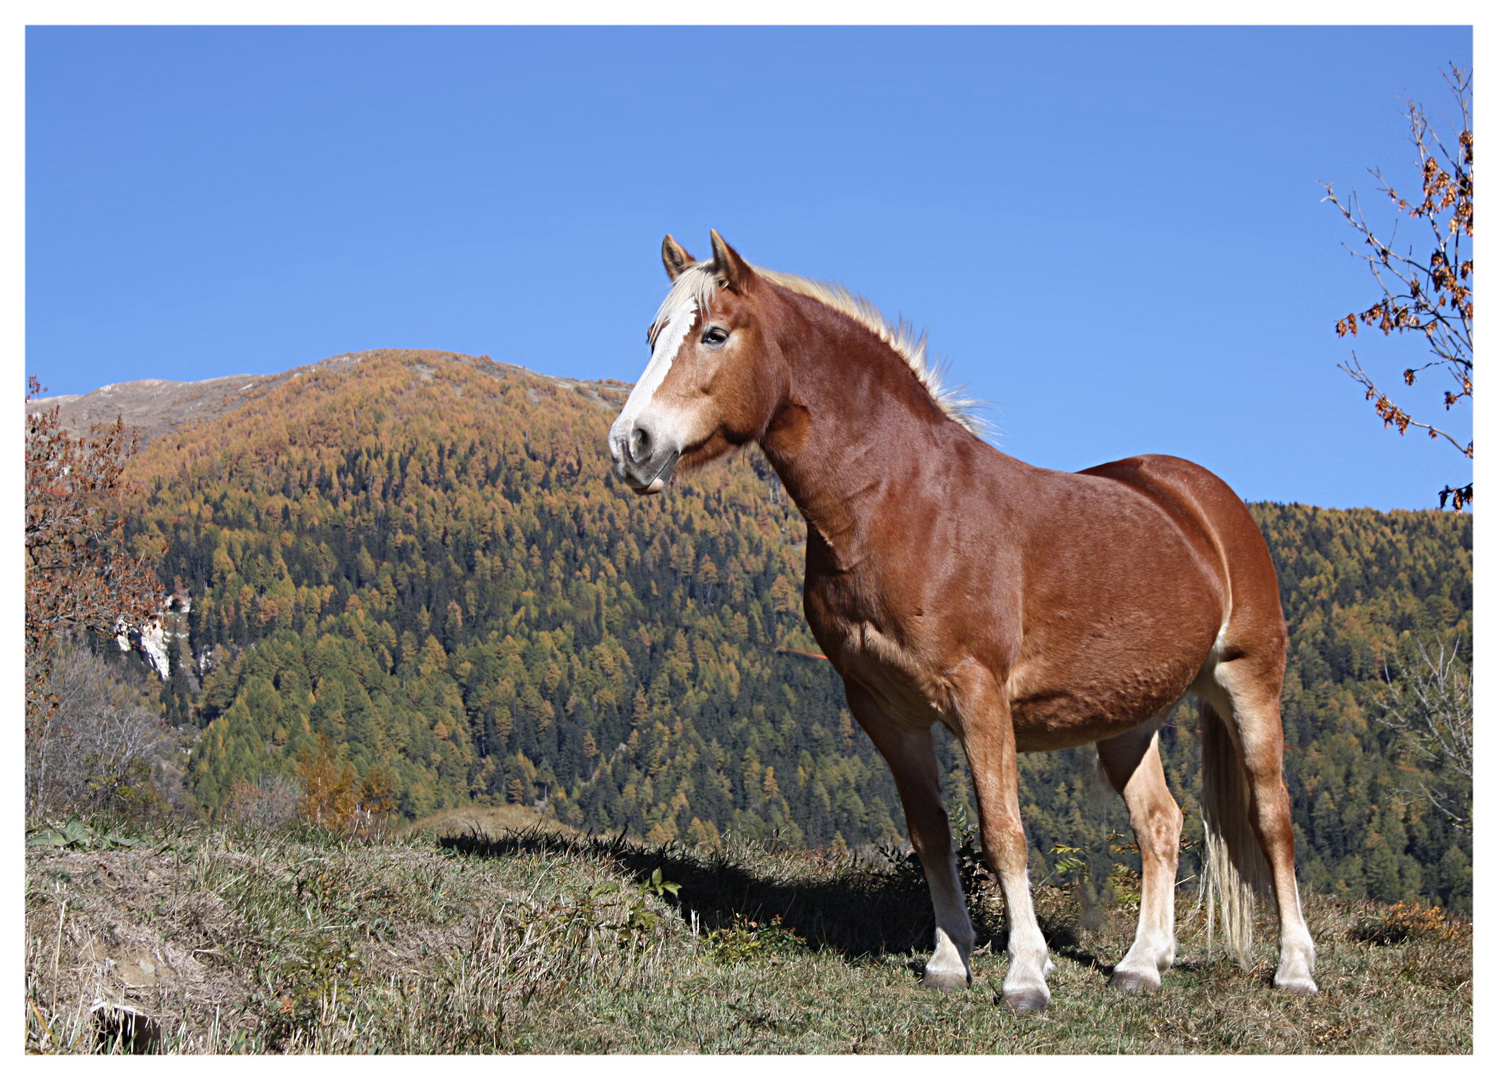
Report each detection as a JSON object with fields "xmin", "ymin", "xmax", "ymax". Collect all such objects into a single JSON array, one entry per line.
[{"xmin": 295, "ymin": 734, "xmax": 399, "ymax": 836}]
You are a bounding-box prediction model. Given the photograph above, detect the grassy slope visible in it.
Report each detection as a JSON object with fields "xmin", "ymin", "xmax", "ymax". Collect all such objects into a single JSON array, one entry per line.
[{"xmin": 25, "ymin": 817, "xmax": 1471, "ymax": 1054}]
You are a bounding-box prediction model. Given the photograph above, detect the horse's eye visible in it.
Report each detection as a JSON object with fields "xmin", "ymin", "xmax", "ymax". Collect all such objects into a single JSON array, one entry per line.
[{"xmin": 702, "ymin": 327, "xmax": 730, "ymax": 347}]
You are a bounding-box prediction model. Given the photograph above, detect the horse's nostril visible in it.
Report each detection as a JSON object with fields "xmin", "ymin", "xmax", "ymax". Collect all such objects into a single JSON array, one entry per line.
[{"xmin": 630, "ymin": 425, "xmax": 652, "ymax": 462}]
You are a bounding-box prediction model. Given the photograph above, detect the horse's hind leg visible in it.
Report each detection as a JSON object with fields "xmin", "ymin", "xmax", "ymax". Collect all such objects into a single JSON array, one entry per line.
[
  {"xmin": 844, "ymin": 682, "xmax": 975, "ymax": 992},
  {"xmin": 1096, "ymin": 718, "xmax": 1183, "ymax": 992},
  {"xmin": 1201, "ymin": 654, "xmax": 1318, "ymax": 995}
]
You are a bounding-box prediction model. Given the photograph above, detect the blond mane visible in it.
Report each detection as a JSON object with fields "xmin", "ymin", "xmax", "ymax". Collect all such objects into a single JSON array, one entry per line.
[{"xmin": 654, "ymin": 262, "xmax": 984, "ymax": 434}]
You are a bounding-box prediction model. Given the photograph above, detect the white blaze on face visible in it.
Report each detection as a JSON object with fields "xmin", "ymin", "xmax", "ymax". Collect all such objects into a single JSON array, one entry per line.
[{"xmin": 610, "ymin": 295, "xmax": 698, "ymax": 456}]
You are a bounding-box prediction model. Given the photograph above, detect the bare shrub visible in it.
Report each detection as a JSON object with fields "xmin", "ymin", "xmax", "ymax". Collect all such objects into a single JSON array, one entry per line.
[
  {"xmin": 26, "ymin": 645, "xmax": 175, "ymax": 820},
  {"xmin": 224, "ymin": 774, "xmax": 304, "ymax": 831},
  {"xmin": 1375, "ymin": 636, "xmax": 1472, "ymax": 831}
]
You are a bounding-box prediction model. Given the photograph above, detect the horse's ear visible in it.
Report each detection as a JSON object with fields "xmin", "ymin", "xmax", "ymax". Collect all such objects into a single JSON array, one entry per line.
[
  {"xmin": 661, "ymin": 235, "xmax": 695, "ymax": 281},
  {"xmin": 709, "ymin": 230, "xmax": 754, "ymax": 290}
]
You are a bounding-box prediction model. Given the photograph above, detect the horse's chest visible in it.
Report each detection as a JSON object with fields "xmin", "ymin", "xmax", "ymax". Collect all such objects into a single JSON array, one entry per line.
[{"xmin": 803, "ymin": 571, "xmax": 951, "ymax": 719}]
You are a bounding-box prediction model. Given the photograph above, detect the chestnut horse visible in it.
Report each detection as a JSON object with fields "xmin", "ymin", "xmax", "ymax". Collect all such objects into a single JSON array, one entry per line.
[{"xmin": 608, "ymin": 231, "xmax": 1317, "ymax": 1012}]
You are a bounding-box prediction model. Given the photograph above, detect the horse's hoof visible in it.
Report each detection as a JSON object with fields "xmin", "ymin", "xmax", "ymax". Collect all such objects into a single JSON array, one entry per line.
[
  {"xmin": 1109, "ymin": 969, "xmax": 1161, "ymax": 993},
  {"xmin": 921, "ymin": 969, "xmax": 968, "ymax": 993},
  {"xmin": 1001, "ymin": 988, "xmax": 1049, "ymax": 1014},
  {"xmin": 1274, "ymin": 976, "xmax": 1318, "ymax": 996}
]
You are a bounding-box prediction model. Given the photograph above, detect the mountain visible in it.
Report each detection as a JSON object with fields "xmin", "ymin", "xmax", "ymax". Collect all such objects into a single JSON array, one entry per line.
[
  {"xmin": 26, "ymin": 351, "xmax": 620, "ymax": 445},
  {"xmin": 94, "ymin": 348, "xmax": 1472, "ymax": 912},
  {"xmin": 29, "ymin": 369, "xmax": 292, "ymax": 446}
]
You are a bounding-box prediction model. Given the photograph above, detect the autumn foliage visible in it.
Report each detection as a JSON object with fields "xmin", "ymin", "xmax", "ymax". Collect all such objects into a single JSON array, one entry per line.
[
  {"xmin": 25, "ymin": 376, "xmax": 164, "ymax": 817},
  {"xmin": 25, "ymin": 377, "xmax": 162, "ymax": 659},
  {"xmin": 295, "ymin": 735, "xmax": 399, "ymax": 836},
  {"xmin": 1325, "ymin": 65, "xmax": 1473, "ymax": 508}
]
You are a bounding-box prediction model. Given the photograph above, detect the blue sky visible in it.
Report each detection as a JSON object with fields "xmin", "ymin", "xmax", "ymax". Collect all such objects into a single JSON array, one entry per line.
[{"xmin": 26, "ymin": 25, "xmax": 1474, "ymax": 510}]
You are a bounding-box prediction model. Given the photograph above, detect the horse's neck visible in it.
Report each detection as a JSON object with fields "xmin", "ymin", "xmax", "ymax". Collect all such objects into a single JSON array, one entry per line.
[{"xmin": 759, "ymin": 299, "xmax": 965, "ymax": 560}]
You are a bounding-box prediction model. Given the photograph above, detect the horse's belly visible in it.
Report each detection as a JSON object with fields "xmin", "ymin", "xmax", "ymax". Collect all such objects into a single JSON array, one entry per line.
[
  {"xmin": 1009, "ymin": 689, "xmax": 1181, "ymax": 751},
  {"xmin": 1007, "ymin": 639, "xmax": 1210, "ymax": 751}
]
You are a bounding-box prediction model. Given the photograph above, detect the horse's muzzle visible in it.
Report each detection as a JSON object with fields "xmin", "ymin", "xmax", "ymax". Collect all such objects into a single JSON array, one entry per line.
[{"xmin": 609, "ymin": 417, "xmax": 681, "ymax": 495}]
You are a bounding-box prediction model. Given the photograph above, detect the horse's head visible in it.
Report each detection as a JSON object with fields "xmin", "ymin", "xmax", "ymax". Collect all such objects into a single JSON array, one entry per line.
[{"xmin": 608, "ymin": 231, "xmax": 787, "ymax": 494}]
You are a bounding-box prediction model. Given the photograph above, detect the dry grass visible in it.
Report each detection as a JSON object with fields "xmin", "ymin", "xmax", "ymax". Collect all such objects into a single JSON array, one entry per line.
[
  {"xmin": 24, "ymin": 815, "xmax": 1472, "ymax": 1054},
  {"xmin": 402, "ymin": 803, "xmax": 576, "ymax": 842}
]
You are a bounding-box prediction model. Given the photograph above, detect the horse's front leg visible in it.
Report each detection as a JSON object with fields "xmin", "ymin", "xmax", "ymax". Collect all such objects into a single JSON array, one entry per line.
[
  {"xmin": 1096, "ymin": 719, "xmax": 1183, "ymax": 991},
  {"xmin": 950, "ymin": 663, "xmax": 1051, "ymax": 1013},
  {"xmin": 845, "ymin": 682, "xmax": 974, "ymax": 991}
]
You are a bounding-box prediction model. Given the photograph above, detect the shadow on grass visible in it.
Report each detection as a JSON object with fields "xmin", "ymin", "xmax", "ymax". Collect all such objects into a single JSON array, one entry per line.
[
  {"xmin": 1035, "ymin": 921, "xmax": 1110, "ymax": 976},
  {"xmin": 435, "ymin": 825, "xmax": 1030, "ymax": 964}
]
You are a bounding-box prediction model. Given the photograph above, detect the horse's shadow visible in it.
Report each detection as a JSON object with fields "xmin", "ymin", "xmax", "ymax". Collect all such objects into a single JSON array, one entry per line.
[{"xmin": 436, "ymin": 827, "xmax": 1108, "ymax": 973}]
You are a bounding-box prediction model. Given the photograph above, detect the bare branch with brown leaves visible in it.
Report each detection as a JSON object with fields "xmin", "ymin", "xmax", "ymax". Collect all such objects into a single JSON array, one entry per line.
[
  {"xmin": 1323, "ymin": 65, "xmax": 1472, "ymax": 508},
  {"xmin": 26, "ymin": 376, "xmax": 165, "ymax": 817}
]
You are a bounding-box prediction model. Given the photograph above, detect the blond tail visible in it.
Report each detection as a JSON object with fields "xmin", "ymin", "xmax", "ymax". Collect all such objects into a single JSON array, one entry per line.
[{"xmin": 1197, "ymin": 698, "xmax": 1272, "ymax": 967}]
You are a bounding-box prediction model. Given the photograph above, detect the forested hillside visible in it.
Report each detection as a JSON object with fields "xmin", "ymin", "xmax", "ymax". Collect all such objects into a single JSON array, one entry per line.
[{"xmin": 121, "ymin": 349, "xmax": 1472, "ymax": 911}]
